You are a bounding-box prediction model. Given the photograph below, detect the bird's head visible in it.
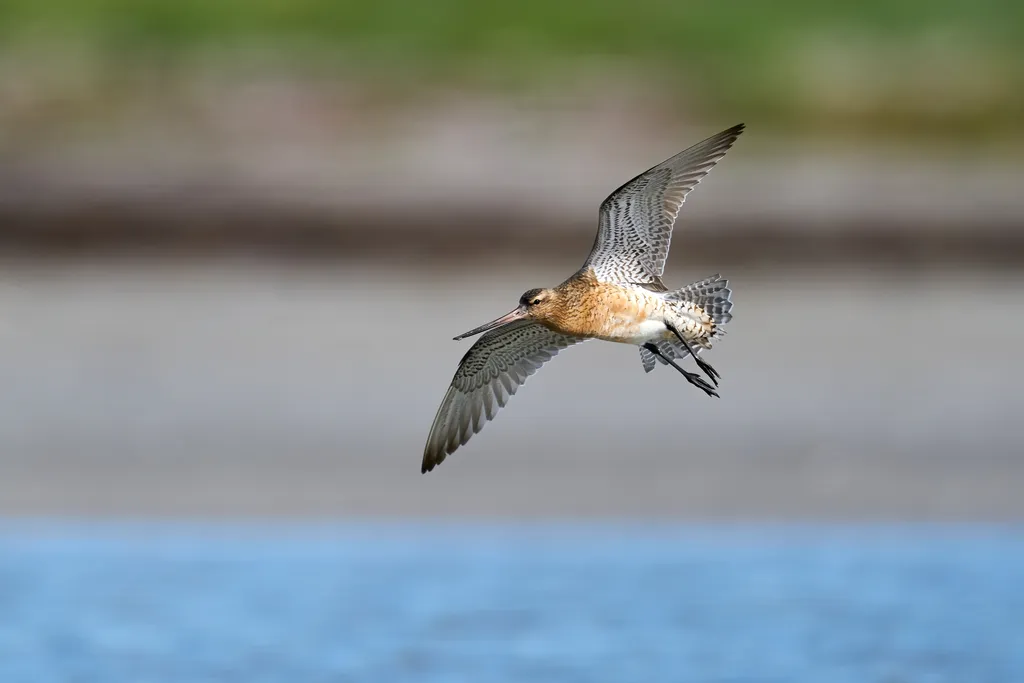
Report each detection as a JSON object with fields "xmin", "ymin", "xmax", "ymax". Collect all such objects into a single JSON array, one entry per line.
[{"xmin": 453, "ymin": 287, "xmax": 559, "ymax": 340}]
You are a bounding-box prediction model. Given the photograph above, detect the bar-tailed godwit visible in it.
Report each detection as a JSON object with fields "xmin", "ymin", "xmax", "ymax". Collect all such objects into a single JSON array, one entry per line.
[{"xmin": 423, "ymin": 123, "xmax": 744, "ymax": 472}]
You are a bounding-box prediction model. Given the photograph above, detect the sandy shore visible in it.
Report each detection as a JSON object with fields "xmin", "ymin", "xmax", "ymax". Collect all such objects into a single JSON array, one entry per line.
[{"xmin": 2, "ymin": 258, "xmax": 1022, "ymax": 519}]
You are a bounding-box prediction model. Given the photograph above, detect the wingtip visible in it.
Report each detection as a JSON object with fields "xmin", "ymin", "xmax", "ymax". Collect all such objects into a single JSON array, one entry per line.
[{"xmin": 421, "ymin": 449, "xmax": 442, "ymax": 473}]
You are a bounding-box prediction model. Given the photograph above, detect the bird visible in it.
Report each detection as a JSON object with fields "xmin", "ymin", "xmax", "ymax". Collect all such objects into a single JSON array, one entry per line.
[{"xmin": 422, "ymin": 123, "xmax": 744, "ymax": 473}]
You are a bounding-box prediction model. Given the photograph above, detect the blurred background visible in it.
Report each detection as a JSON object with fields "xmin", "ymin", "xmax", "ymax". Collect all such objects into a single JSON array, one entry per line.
[{"xmin": 2, "ymin": 1, "xmax": 1023, "ymax": 680}]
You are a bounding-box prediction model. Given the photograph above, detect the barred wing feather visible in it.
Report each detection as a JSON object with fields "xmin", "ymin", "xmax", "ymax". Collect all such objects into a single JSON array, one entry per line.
[
  {"xmin": 584, "ymin": 123, "xmax": 744, "ymax": 285},
  {"xmin": 422, "ymin": 321, "xmax": 584, "ymax": 472}
]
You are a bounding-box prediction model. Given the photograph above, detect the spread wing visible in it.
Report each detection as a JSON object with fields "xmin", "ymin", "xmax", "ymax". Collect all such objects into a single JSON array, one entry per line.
[
  {"xmin": 422, "ymin": 321, "xmax": 584, "ymax": 472},
  {"xmin": 583, "ymin": 123, "xmax": 744, "ymax": 285}
]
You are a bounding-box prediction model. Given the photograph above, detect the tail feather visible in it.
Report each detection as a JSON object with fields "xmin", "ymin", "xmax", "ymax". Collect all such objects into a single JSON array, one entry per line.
[
  {"xmin": 666, "ymin": 274, "xmax": 733, "ymax": 329},
  {"xmin": 639, "ymin": 346, "xmax": 658, "ymax": 372}
]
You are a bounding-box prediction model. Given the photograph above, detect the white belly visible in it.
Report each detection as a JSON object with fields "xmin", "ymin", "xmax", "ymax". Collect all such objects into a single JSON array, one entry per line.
[{"xmin": 599, "ymin": 317, "xmax": 671, "ymax": 345}]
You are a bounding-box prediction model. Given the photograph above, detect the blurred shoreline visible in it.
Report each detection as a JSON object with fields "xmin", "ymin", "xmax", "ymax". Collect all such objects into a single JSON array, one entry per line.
[
  {"xmin": 5, "ymin": 70, "xmax": 1023, "ymax": 264},
  {"xmin": 4, "ymin": 151, "xmax": 1024, "ymax": 265}
]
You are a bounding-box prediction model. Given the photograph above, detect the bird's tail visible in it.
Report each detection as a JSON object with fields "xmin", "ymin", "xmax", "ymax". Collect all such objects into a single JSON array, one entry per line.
[
  {"xmin": 666, "ymin": 274, "xmax": 733, "ymax": 333},
  {"xmin": 638, "ymin": 275, "xmax": 733, "ymax": 373}
]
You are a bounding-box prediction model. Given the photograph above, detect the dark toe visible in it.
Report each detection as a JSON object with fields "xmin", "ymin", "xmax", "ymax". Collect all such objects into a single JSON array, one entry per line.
[{"xmin": 696, "ymin": 359, "xmax": 721, "ymax": 383}]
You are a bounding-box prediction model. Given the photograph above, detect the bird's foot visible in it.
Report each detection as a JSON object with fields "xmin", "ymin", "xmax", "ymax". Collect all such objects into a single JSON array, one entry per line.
[
  {"xmin": 691, "ymin": 353, "xmax": 721, "ymax": 386},
  {"xmin": 681, "ymin": 369, "xmax": 719, "ymax": 398},
  {"xmin": 643, "ymin": 343, "xmax": 719, "ymax": 398}
]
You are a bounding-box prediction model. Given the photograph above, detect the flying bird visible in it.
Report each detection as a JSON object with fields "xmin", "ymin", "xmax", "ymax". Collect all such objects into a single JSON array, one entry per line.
[{"xmin": 422, "ymin": 123, "xmax": 744, "ymax": 473}]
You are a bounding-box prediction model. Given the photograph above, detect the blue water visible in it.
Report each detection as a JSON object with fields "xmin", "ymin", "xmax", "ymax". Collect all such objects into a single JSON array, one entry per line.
[{"xmin": 0, "ymin": 525, "xmax": 1021, "ymax": 683}]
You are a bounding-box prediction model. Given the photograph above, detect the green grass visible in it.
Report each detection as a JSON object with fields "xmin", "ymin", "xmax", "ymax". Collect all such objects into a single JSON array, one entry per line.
[
  {"xmin": 2, "ymin": 0, "xmax": 1022, "ymax": 136},
  {"xmin": 3, "ymin": 0, "xmax": 1021, "ymax": 55}
]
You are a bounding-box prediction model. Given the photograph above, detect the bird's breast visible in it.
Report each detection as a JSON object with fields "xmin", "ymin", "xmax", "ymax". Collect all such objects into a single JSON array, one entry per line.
[
  {"xmin": 588, "ymin": 290, "xmax": 670, "ymax": 344},
  {"xmin": 543, "ymin": 279, "xmax": 673, "ymax": 343}
]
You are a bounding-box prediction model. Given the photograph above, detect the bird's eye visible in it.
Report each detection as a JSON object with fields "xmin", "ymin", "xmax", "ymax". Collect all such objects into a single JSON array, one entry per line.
[{"xmin": 531, "ymin": 298, "xmax": 541, "ymax": 305}]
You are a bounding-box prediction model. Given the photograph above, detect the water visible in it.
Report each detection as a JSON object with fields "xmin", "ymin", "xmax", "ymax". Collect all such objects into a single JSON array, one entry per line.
[{"xmin": 0, "ymin": 525, "xmax": 1021, "ymax": 683}]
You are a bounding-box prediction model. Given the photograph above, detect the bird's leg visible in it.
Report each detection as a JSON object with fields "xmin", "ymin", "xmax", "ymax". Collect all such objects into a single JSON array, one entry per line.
[
  {"xmin": 643, "ymin": 343, "xmax": 719, "ymax": 398},
  {"xmin": 666, "ymin": 323, "xmax": 720, "ymax": 387}
]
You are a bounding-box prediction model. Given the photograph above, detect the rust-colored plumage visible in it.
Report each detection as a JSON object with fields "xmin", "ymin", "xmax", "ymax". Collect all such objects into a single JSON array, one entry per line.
[
  {"xmin": 422, "ymin": 124, "xmax": 744, "ymax": 472},
  {"xmin": 527, "ymin": 270, "xmax": 716, "ymax": 345}
]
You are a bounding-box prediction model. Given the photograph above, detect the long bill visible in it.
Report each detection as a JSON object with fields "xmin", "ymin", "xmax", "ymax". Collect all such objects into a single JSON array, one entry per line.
[{"xmin": 453, "ymin": 307, "xmax": 527, "ymax": 340}]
